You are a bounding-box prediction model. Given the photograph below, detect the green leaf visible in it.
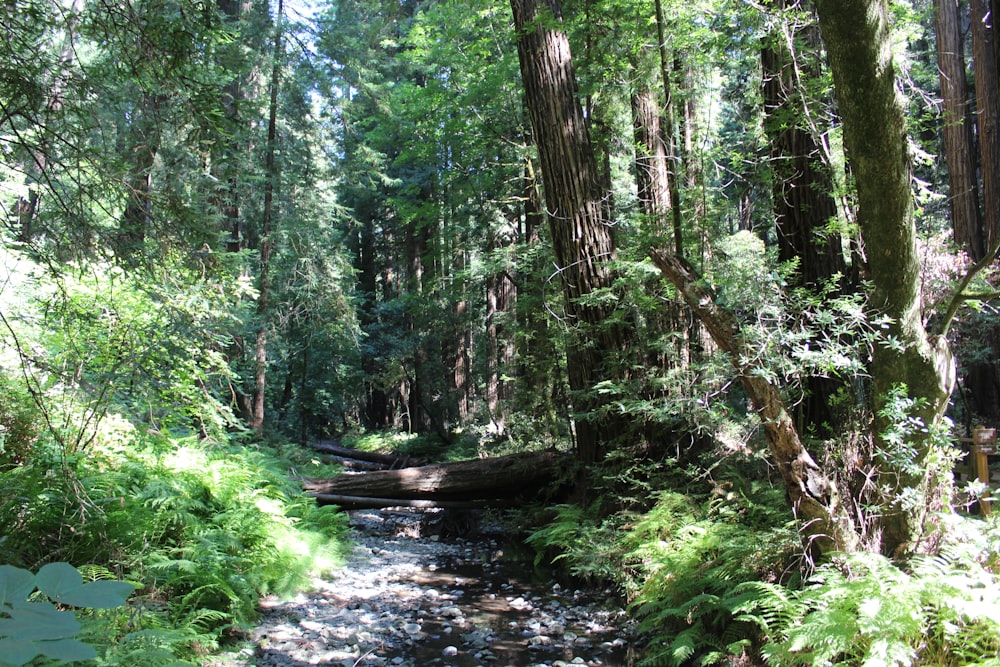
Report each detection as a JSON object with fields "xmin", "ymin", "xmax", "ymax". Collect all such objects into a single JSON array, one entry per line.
[
  {"xmin": 34, "ymin": 637, "xmax": 98, "ymax": 662},
  {"xmin": 35, "ymin": 562, "xmax": 133, "ymax": 608},
  {"xmin": 34, "ymin": 562, "xmax": 83, "ymax": 600},
  {"xmin": 0, "ymin": 601, "xmax": 80, "ymax": 640},
  {"xmin": 0, "ymin": 566, "xmax": 35, "ymax": 608},
  {"xmin": 0, "ymin": 637, "xmax": 41, "ymax": 666},
  {"xmin": 63, "ymin": 580, "xmax": 135, "ymax": 609}
]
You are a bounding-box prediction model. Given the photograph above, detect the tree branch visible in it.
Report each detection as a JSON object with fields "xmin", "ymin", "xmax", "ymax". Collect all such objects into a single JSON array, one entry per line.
[{"xmin": 937, "ymin": 234, "xmax": 1000, "ymax": 338}]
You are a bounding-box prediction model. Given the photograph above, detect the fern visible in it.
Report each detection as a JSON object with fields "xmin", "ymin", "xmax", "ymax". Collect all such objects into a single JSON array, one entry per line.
[
  {"xmin": 753, "ymin": 547, "xmax": 1000, "ymax": 667},
  {"xmin": 622, "ymin": 488, "xmax": 803, "ymax": 667}
]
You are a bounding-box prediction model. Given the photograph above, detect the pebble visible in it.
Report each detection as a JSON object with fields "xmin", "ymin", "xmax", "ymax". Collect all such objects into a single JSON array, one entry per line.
[{"xmin": 206, "ymin": 508, "xmax": 634, "ymax": 667}]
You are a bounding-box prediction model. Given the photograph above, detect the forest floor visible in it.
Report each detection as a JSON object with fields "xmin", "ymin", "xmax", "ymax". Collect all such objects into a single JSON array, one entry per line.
[{"xmin": 209, "ymin": 508, "xmax": 636, "ymax": 667}]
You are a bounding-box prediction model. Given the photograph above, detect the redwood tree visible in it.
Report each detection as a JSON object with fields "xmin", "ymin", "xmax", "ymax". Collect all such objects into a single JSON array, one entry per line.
[{"xmin": 509, "ymin": 0, "xmax": 633, "ymax": 464}]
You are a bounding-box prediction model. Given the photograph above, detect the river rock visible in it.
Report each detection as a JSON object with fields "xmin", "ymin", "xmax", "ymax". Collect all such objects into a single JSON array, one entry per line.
[{"xmin": 205, "ymin": 507, "xmax": 634, "ymax": 667}]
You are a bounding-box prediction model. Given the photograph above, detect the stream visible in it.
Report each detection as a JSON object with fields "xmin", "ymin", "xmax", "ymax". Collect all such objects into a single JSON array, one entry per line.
[{"xmin": 213, "ymin": 508, "xmax": 636, "ymax": 667}]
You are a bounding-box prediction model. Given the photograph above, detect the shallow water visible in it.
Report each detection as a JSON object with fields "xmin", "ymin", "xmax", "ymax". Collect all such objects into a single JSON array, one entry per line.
[{"xmin": 215, "ymin": 508, "xmax": 635, "ymax": 667}]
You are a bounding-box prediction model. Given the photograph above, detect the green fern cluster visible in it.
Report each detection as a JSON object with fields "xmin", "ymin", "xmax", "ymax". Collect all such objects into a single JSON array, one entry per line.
[
  {"xmin": 523, "ymin": 502, "xmax": 626, "ymax": 584},
  {"xmin": 0, "ymin": 431, "xmax": 349, "ymax": 663},
  {"xmin": 625, "ymin": 488, "xmax": 802, "ymax": 667},
  {"xmin": 744, "ymin": 534, "xmax": 1000, "ymax": 667}
]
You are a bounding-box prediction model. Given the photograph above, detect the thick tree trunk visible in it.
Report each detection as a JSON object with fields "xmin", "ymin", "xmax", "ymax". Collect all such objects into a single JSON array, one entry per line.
[
  {"xmin": 303, "ymin": 450, "xmax": 571, "ymax": 503},
  {"xmin": 971, "ymin": 0, "xmax": 1000, "ymax": 251},
  {"xmin": 936, "ymin": 0, "xmax": 999, "ymax": 422},
  {"xmin": 632, "ymin": 85, "xmax": 674, "ymax": 236},
  {"xmin": 653, "ymin": 0, "xmax": 685, "ymax": 257},
  {"xmin": 762, "ymin": 9, "xmax": 846, "ymax": 287},
  {"xmin": 118, "ymin": 97, "xmax": 158, "ymax": 258},
  {"xmin": 649, "ymin": 249, "xmax": 858, "ymax": 555},
  {"xmin": 509, "ymin": 0, "xmax": 633, "ymax": 464},
  {"xmin": 761, "ymin": 1, "xmax": 852, "ymax": 437},
  {"xmin": 814, "ymin": 0, "xmax": 956, "ymax": 556},
  {"xmin": 935, "ymin": 0, "xmax": 984, "ymax": 260}
]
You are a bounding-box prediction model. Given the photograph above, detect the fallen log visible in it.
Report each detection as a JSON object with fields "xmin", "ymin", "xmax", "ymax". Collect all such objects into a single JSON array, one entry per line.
[
  {"xmin": 321, "ymin": 455, "xmax": 386, "ymax": 472},
  {"xmin": 303, "ymin": 449, "xmax": 571, "ymax": 502},
  {"xmin": 310, "ymin": 440, "xmax": 427, "ymax": 469},
  {"xmin": 312, "ymin": 494, "xmax": 498, "ymax": 509}
]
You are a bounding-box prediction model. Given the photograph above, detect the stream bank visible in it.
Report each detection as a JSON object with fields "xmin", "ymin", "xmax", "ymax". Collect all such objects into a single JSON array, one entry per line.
[{"xmin": 213, "ymin": 508, "xmax": 636, "ymax": 667}]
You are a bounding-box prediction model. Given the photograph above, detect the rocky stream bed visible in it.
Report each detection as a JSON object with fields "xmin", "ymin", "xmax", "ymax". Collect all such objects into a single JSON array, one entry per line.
[{"xmin": 213, "ymin": 508, "xmax": 636, "ymax": 667}]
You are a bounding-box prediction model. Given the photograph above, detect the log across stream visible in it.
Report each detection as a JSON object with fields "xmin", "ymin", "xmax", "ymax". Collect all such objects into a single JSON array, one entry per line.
[{"xmin": 302, "ymin": 443, "xmax": 574, "ymax": 509}]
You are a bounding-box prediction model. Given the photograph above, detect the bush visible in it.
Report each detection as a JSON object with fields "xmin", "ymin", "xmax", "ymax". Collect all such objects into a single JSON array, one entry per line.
[
  {"xmin": 0, "ymin": 373, "xmax": 42, "ymax": 470},
  {"xmin": 0, "ymin": 430, "xmax": 349, "ymax": 663}
]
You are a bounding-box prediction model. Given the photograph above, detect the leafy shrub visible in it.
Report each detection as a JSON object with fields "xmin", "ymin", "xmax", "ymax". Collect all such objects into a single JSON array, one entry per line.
[
  {"xmin": 625, "ymin": 488, "xmax": 802, "ymax": 667},
  {"xmin": 525, "ymin": 474, "xmax": 804, "ymax": 667},
  {"xmin": 524, "ymin": 502, "xmax": 625, "ymax": 585},
  {"xmin": 0, "ymin": 562, "xmax": 133, "ymax": 666},
  {"xmin": 0, "ymin": 431, "xmax": 349, "ymax": 662},
  {"xmin": 0, "ymin": 372, "xmax": 42, "ymax": 470}
]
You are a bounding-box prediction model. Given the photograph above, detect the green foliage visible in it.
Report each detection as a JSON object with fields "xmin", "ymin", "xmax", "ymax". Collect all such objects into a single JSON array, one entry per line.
[
  {"xmin": 625, "ymin": 488, "xmax": 802, "ymax": 667},
  {"xmin": 0, "ymin": 372, "xmax": 42, "ymax": 470},
  {"xmin": 0, "ymin": 427, "xmax": 348, "ymax": 662},
  {"xmin": 0, "ymin": 562, "xmax": 134, "ymax": 666},
  {"xmin": 750, "ymin": 539, "xmax": 1000, "ymax": 667},
  {"xmin": 525, "ymin": 464, "xmax": 805, "ymax": 667},
  {"xmin": 524, "ymin": 503, "xmax": 626, "ymax": 584}
]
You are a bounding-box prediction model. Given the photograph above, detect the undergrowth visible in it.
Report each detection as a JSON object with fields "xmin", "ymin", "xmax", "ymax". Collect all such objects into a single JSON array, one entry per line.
[
  {"xmin": 0, "ymin": 428, "xmax": 349, "ymax": 665},
  {"xmin": 526, "ymin": 456, "xmax": 1000, "ymax": 667}
]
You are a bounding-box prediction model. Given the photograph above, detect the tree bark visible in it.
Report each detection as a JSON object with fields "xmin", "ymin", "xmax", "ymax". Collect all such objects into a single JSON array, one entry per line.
[
  {"xmin": 971, "ymin": 0, "xmax": 1000, "ymax": 251},
  {"xmin": 313, "ymin": 495, "xmax": 496, "ymax": 510},
  {"xmin": 762, "ymin": 5, "xmax": 847, "ymax": 287},
  {"xmin": 761, "ymin": 1, "xmax": 852, "ymax": 437},
  {"xmin": 814, "ymin": 0, "xmax": 956, "ymax": 555},
  {"xmin": 509, "ymin": 0, "xmax": 633, "ymax": 464},
  {"xmin": 935, "ymin": 0, "xmax": 984, "ymax": 260},
  {"xmin": 653, "ymin": 0, "xmax": 685, "ymax": 257},
  {"xmin": 649, "ymin": 249, "xmax": 858, "ymax": 555},
  {"xmin": 310, "ymin": 440, "xmax": 428, "ymax": 468},
  {"xmin": 936, "ymin": 0, "xmax": 1000, "ymax": 423},
  {"xmin": 117, "ymin": 91, "xmax": 161, "ymax": 259}
]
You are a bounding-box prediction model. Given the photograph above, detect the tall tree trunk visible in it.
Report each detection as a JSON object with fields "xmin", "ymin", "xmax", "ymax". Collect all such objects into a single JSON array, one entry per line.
[
  {"xmin": 514, "ymin": 153, "xmax": 563, "ymax": 433},
  {"xmin": 632, "ymin": 85, "xmax": 674, "ymax": 237},
  {"xmin": 814, "ymin": 0, "xmax": 956, "ymax": 556},
  {"xmin": 216, "ymin": 0, "xmax": 252, "ymax": 254},
  {"xmin": 509, "ymin": 0, "xmax": 633, "ymax": 464},
  {"xmin": 761, "ymin": 0, "xmax": 851, "ymax": 437},
  {"xmin": 971, "ymin": 0, "xmax": 1000, "ymax": 250},
  {"xmin": 247, "ymin": 0, "xmax": 284, "ymax": 433},
  {"xmin": 762, "ymin": 5, "xmax": 847, "ymax": 287},
  {"xmin": 117, "ymin": 91, "xmax": 162, "ymax": 261},
  {"xmin": 935, "ymin": 0, "xmax": 984, "ymax": 260},
  {"xmin": 936, "ymin": 0, "xmax": 998, "ymax": 423},
  {"xmin": 486, "ymin": 216, "xmax": 518, "ymax": 433},
  {"xmin": 653, "ymin": 0, "xmax": 684, "ymax": 257},
  {"xmin": 969, "ymin": 0, "xmax": 1000, "ymax": 423}
]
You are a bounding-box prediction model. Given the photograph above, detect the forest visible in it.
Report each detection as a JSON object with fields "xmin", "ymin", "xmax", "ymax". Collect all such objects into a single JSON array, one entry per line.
[{"xmin": 1, "ymin": 0, "xmax": 1000, "ymax": 664}]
